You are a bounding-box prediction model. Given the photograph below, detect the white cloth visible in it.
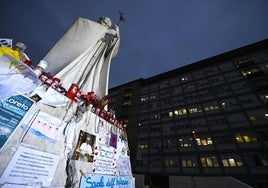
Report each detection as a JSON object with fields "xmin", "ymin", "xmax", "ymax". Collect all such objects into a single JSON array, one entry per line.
[{"xmin": 79, "ymin": 142, "xmax": 93, "ymax": 162}]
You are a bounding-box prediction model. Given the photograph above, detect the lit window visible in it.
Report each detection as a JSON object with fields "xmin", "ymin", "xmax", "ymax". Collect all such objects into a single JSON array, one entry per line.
[
  {"xmin": 206, "ymin": 158, "xmax": 213, "ymax": 167},
  {"xmin": 201, "ymin": 139, "xmax": 207, "ymax": 145},
  {"xmin": 222, "ymin": 159, "xmax": 229, "ymax": 167},
  {"xmin": 251, "ymin": 137, "xmax": 258, "ymax": 142},
  {"xmin": 207, "ymin": 138, "xmax": 213, "ymax": 145},
  {"xmin": 236, "ymin": 135, "xmax": 244, "ymax": 143},
  {"xmin": 187, "ymin": 160, "xmax": 193, "ymax": 167},
  {"xmin": 243, "ymin": 135, "xmax": 251, "ymax": 142},
  {"xmin": 200, "ymin": 158, "xmax": 207, "ymax": 167},
  {"xmin": 250, "ymin": 116, "xmax": 256, "ymax": 121},
  {"xmin": 229, "ymin": 159, "xmax": 236, "ymax": 167},
  {"xmin": 196, "ymin": 138, "xmax": 201, "ymax": 145},
  {"xmin": 169, "ymin": 111, "xmax": 173, "ymax": 117},
  {"xmin": 182, "ymin": 160, "xmax": 187, "ymax": 167}
]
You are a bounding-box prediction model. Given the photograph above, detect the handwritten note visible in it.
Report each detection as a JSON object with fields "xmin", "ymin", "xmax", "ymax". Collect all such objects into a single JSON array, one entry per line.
[
  {"xmin": 92, "ymin": 145, "xmax": 116, "ymax": 175},
  {"xmin": 79, "ymin": 174, "xmax": 135, "ymax": 188}
]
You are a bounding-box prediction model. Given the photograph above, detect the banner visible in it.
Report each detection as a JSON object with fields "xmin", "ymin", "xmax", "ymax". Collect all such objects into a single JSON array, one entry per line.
[
  {"xmin": 79, "ymin": 174, "xmax": 135, "ymax": 188},
  {"xmin": 0, "ymin": 54, "xmax": 39, "ymax": 100}
]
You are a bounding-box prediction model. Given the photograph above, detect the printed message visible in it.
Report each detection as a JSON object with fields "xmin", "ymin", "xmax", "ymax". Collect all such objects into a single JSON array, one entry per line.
[
  {"xmin": 0, "ymin": 95, "xmax": 34, "ymax": 150},
  {"xmin": 0, "ymin": 146, "xmax": 59, "ymax": 186}
]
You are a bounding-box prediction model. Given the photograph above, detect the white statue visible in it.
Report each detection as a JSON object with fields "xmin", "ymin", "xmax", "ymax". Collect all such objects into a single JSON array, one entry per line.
[{"xmin": 43, "ymin": 16, "xmax": 121, "ymax": 99}]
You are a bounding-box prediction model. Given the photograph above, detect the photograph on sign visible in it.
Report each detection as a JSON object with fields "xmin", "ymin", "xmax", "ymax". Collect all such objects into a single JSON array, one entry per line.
[{"xmin": 72, "ymin": 130, "xmax": 96, "ymax": 163}]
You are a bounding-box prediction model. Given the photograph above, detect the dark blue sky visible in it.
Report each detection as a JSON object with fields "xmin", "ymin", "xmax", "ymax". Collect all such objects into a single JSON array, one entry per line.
[{"xmin": 1, "ymin": 0, "xmax": 268, "ymax": 88}]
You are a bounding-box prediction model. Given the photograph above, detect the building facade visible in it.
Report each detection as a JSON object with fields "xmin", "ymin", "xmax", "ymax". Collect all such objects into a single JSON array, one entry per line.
[{"xmin": 108, "ymin": 39, "xmax": 268, "ymax": 188}]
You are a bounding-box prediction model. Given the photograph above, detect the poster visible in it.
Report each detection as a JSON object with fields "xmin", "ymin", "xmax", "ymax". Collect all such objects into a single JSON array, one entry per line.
[
  {"xmin": 0, "ymin": 146, "xmax": 59, "ymax": 187},
  {"xmin": 21, "ymin": 111, "xmax": 65, "ymax": 143},
  {"xmin": 79, "ymin": 174, "xmax": 135, "ymax": 188},
  {"xmin": 0, "ymin": 95, "xmax": 34, "ymax": 150}
]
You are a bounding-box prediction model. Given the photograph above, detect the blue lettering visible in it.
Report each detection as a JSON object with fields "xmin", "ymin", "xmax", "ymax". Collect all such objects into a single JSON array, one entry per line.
[
  {"xmin": 86, "ymin": 176, "xmax": 105, "ymax": 188},
  {"xmin": 6, "ymin": 96, "xmax": 33, "ymax": 111},
  {"xmin": 116, "ymin": 177, "xmax": 129, "ymax": 185},
  {"xmin": 106, "ymin": 177, "xmax": 115, "ymax": 187}
]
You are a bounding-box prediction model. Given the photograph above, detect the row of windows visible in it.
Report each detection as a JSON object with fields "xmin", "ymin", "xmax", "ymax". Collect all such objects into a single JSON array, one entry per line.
[
  {"xmin": 137, "ymin": 132, "xmax": 260, "ymax": 151},
  {"xmin": 138, "ymin": 109, "xmax": 268, "ymax": 131},
  {"xmin": 140, "ymin": 92, "xmax": 262, "ymax": 113},
  {"xmin": 140, "ymin": 80, "xmax": 252, "ymax": 103},
  {"xmin": 140, "ymin": 53, "xmax": 268, "ymax": 95},
  {"xmin": 136, "ymin": 153, "xmax": 268, "ymax": 168}
]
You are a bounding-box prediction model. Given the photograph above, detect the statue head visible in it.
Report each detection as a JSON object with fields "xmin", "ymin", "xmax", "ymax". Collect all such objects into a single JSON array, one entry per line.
[{"xmin": 98, "ymin": 17, "xmax": 112, "ymax": 28}]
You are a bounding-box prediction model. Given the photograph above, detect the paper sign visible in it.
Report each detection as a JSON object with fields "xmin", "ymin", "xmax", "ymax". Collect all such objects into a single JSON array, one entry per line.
[
  {"xmin": 21, "ymin": 111, "xmax": 64, "ymax": 143},
  {"xmin": 0, "ymin": 146, "xmax": 59, "ymax": 187},
  {"xmin": 79, "ymin": 174, "xmax": 135, "ymax": 188},
  {"xmin": 0, "ymin": 95, "xmax": 34, "ymax": 150}
]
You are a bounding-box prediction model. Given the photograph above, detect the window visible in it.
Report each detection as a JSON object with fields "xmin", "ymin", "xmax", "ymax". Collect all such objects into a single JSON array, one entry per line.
[
  {"xmin": 165, "ymin": 156, "xmax": 179, "ymax": 167},
  {"xmin": 163, "ymin": 139, "xmax": 175, "ymax": 148},
  {"xmin": 203, "ymin": 101, "xmax": 220, "ymax": 113},
  {"xmin": 181, "ymin": 73, "xmax": 192, "ymax": 83},
  {"xmin": 175, "ymin": 120, "xmax": 190, "ymax": 131},
  {"xmin": 195, "ymin": 137, "xmax": 213, "ymax": 146},
  {"xmin": 219, "ymin": 61, "xmax": 235, "ymax": 71},
  {"xmin": 247, "ymin": 108, "xmax": 268, "ymax": 125},
  {"xmin": 210, "ymin": 85, "xmax": 231, "ymax": 96},
  {"xmin": 195, "ymin": 79, "xmax": 209, "ymax": 89},
  {"xmin": 183, "ymin": 83, "xmax": 195, "ymax": 93},
  {"xmin": 226, "ymin": 112, "xmax": 249, "ymax": 127},
  {"xmin": 205, "ymin": 66, "xmax": 219, "ymax": 75},
  {"xmin": 230, "ymin": 82, "xmax": 250, "ymax": 94},
  {"xmin": 198, "ymin": 90, "xmax": 213, "ymax": 100},
  {"xmin": 149, "ymin": 139, "xmax": 162, "ymax": 150},
  {"xmin": 235, "ymin": 57, "xmax": 254, "ymax": 68},
  {"xmin": 178, "ymin": 137, "xmax": 194, "ymax": 148},
  {"xmin": 188, "ymin": 105, "xmax": 203, "ymax": 115},
  {"xmin": 181, "ymin": 155, "xmax": 198, "ymax": 167},
  {"xmin": 244, "ymin": 153, "xmax": 268, "ymax": 167},
  {"xmin": 219, "ymin": 97, "xmax": 240, "ymax": 111},
  {"xmin": 140, "ymin": 95, "xmax": 149, "ymax": 102},
  {"xmin": 238, "ymin": 94, "xmax": 262, "ymax": 108},
  {"xmin": 150, "ymin": 83, "xmax": 158, "ymax": 91},
  {"xmin": 207, "ymin": 116, "xmax": 226, "ymax": 128},
  {"xmin": 209, "ymin": 75, "xmax": 225, "ymax": 85},
  {"xmin": 241, "ymin": 66, "xmax": 263, "ymax": 78},
  {"xmin": 258, "ymin": 93, "xmax": 268, "ymax": 104},
  {"xmin": 163, "ymin": 122, "xmax": 175, "ymax": 135},
  {"xmin": 192, "ymin": 70, "xmax": 205, "ymax": 79},
  {"xmin": 138, "ymin": 142, "xmax": 148, "ymax": 150},
  {"xmin": 221, "ymin": 154, "xmax": 243, "ymax": 167},
  {"xmin": 174, "ymin": 108, "xmax": 187, "ymax": 116},
  {"xmin": 200, "ymin": 156, "xmax": 219, "ymax": 167},
  {"xmin": 236, "ymin": 133, "xmax": 258, "ymax": 143},
  {"xmin": 214, "ymin": 134, "xmax": 234, "ymax": 144},
  {"xmin": 159, "ymin": 80, "xmax": 169, "ymax": 89}
]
